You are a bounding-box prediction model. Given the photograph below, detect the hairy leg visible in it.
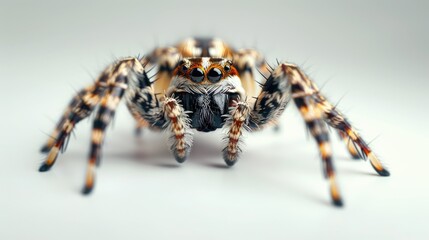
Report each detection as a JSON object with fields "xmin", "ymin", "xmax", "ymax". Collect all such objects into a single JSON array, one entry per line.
[
  {"xmin": 40, "ymin": 86, "xmax": 94, "ymax": 153},
  {"xmin": 338, "ymin": 130, "xmax": 361, "ymax": 159},
  {"xmin": 126, "ymin": 64, "xmax": 193, "ymax": 163},
  {"xmin": 292, "ymin": 66, "xmax": 390, "ymax": 176},
  {"xmin": 223, "ymin": 101, "xmax": 251, "ymax": 166},
  {"xmin": 40, "ymin": 57, "xmax": 146, "ymax": 194}
]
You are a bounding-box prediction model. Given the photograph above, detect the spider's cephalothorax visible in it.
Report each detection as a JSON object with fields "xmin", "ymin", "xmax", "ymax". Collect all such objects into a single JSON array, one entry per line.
[
  {"xmin": 40, "ymin": 37, "xmax": 390, "ymax": 207},
  {"xmin": 169, "ymin": 57, "xmax": 243, "ymax": 132}
]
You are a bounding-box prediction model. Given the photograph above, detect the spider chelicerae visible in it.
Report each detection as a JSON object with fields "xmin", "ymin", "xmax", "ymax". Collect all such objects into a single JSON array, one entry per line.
[{"xmin": 39, "ymin": 37, "xmax": 389, "ymax": 207}]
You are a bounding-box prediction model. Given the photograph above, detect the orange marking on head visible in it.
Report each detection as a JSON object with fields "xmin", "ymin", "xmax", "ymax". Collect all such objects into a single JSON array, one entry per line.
[{"xmin": 174, "ymin": 58, "xmax": 237, "ymax": 83}]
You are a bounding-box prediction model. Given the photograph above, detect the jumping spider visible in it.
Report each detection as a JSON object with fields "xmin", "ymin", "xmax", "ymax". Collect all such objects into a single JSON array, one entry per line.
[{"xmin": 40, "ymin": 37, "xmax": 389, "ymax": 207}]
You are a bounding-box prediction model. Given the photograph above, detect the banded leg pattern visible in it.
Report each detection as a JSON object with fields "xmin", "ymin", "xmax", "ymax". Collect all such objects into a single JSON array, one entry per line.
[
  {"xmin": 39, "ymin": 85, "xmax": 104, "ymax": 172},
  {"xmin": 126, "ymin": 60, "xmax": 193, "ymax": 163},
  {"xmin": 338, "ymin": 130, "xmax": 361, "ymax": 159},
  {"xmin": 83, "ymin": 80, "xmax": 128, "ymax": 194},
  {"xmin": 223, "ymin": 101, "xmax": 251, "ymax": 166},
  {"xmin": 40, "ymin": 57, "xmax": 147, "ymax": 194},
  {"xmin": 163, "ymin": 97, "xmax": 193, "ymax": 163},
  {"xmin": 40, "ymin": 86, "xmax": 94, "ymax": 153},
  {"xmin": 292, "ymin": 83, "xmax": 343, "ymax": 206},
  {"xmin": 313, "ymin": 92, "xmax": 390, "ymax": 176}
]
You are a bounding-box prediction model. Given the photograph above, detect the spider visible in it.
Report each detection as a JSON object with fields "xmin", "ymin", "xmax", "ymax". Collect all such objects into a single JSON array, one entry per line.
[{"xmin": 39, "ymin": 37, "xmax": 389, "ymax": 207}]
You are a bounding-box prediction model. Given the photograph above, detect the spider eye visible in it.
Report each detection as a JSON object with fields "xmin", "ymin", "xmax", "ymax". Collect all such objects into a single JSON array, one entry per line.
[
  {"xmin": 182, "ymin": 65, "xmax": 188, "ymax": 72},
  {"xmin": 207, "ymin": 68, "xmax": 222, "ymax": 83},
  {"xmin": 224, "ymin": 65, "xmax": 231, "ymax": 72},
  {"xmin": 190, "ymin": 68, "xmax": 204, "ymax": 82}
]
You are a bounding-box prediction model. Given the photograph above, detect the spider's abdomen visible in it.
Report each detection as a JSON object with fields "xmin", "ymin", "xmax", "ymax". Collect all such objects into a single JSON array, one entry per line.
[{"xmin": 176, "ymin": 37, "xmax": 234, "ymax": 59}]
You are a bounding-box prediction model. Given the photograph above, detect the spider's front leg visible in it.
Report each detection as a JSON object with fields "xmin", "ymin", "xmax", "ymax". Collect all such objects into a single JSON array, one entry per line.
[
  {"xmin": 126, "ymin": 69, "xmax": 193, "ymax": 163},
  {"xmin": 223, "ymin": 101, "xmax": 251, "ymax": 166},
  {"xmin": 222, "ymin": 64, "xmax": 292, "ymax": 166}
]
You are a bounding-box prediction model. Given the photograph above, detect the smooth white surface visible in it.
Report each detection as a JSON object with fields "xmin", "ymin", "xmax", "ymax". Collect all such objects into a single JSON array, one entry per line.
[{"xmin": 1, "ymin": 1, "xmax": 428, "ymax": 239}]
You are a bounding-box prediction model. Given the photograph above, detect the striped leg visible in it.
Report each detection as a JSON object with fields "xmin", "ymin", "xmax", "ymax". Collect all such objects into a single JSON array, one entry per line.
[
  {"xmin": 223, "ymin": 101, "xmax": 251, "ymax": 166},
  {"xmin": 80, "ymin": 58, "xmax": 146, "ymax": 194},
  {"xmin": 39, "ymin": 85, "xmax": 104, "ymax": 172},
  {"xmin": 267, "ymin": 62, "xmax": 343, "ymax": 206},
  {"xmin": 250, "ymin": 63, "xmax": 292, "ymax": 129},
  {"xmin": 233, "ymin": 49, "xmax": 267, "ymax": 98},
  {"xmin": 40, "ymin": 57, "xmax": 146, "ymax": 195},
  {"xmin": 126, "ymin": 62, "xmax": 193, "ymax": 163},
  {"xmin": 83, "ymin": 81, "xmax": 128, "ymax": 194},
  {"xmin": 132, "ymin": 48, "xmax": 180, "ymax": 135},
  {"xmin": 288, "ymin": 65, "xmax": 390, "ymax": 176},
  {"xmin": 314, "ymin": 93, "xmax": 390, "ymax": 176},
  {"xmin": 338, "ymin": 130, "xmax": 361, "ymax": 159},
  {"xmin": 163, "ymin": 97, "xmax": 193, "ymax": 163},
  {"xmin": 293, "ymin": 88, "xmax": 343, "ymax": 206},
  {"xmin": 41, "ymin": 86, "xmax": 95, "ymax": 153}
]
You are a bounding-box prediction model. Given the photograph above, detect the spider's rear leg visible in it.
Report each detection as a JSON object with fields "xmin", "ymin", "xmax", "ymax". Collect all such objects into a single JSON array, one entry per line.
[
  {"xmin": 82, "ymin": 79, "xmax": 130, "ymax": 194},
  {"xmin": 263, "ymin": 63, "xmax": 343, "ymax": 206},
  {"xmin": 40, "ymin": 86, "xmax": 94, "ymax": 153},
  {"xmin": 314, "ymin": 93, "xmax": 390, "ymax": 176},
  {"xmin": 39, "ymin": 84, "xmax": 105, "ymax": 172},
  {"xmin": 40, "ymin": 58, "xmax": 147, "ymax": 195},
  {"xmin": 293, "ymin": 66, "xmax": 390, "ymax": 176},
  {"xmin": 338, "ymin": 130, "xmax": 361, "ymax": 159},
  {"xmin": 233, "ymin": 49, "xmax": 269, "ymax": 98},
  {"xmin": 293, "ymin": 88, "xmax": 343, "ymax": 206}
]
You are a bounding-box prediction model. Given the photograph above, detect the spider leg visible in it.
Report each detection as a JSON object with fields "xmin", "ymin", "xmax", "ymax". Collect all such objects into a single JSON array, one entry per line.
[
  {"xmin": 39, "ymin": 84, "xmax": 105, "ymax": 172},
  {"xmin": 288, "ymin": 66, "xmax": 390, "ymax": 176},
  {"xmin": 82, "ymin": 58, "xmax": 151, "ymax": 194},
  {"xmin": 162, "ymin": 97, "xmax": 193, "ymax": 163},
  {"xmin": 223, "ymin": 101, "xmax": 251, "ymax": 166},
  {"xmin": 292, "ymin": 85, "xmax": 343, "ymax": 207},
  {"xmin": 40, "ymin": 58, "xmax": 146, "ymax": 194},
  {"xmin": 233, "ymin": 49, "xmax": 269, "ymax": 98},
  {"xmin": 252, "ymin": 62, "xmax": 343, "ymax": 206},
  {"xmin": 338, "ymin": 130, "xmax": 361, "ymax": 159},
  {"xmin": 126, "ymin": 65, "xmax": 193, "ymax": 163},
  {"xmin": 222, "ymin": 57, "xmax": 293, "ymax": 165},
  {"xmin": 40, "ymin": 86, "xmax": 94, "ymax": 153},
  {"xmin": 281, "ymin": 63, "xmax": 344, "ymax": 206},
  {"xmin": 132, "ymin": 47, "xmax": 181, "ymax": 135},
  {"xmin": 313, "ymin": 91, "xmax": 390, "ymax": 176}
]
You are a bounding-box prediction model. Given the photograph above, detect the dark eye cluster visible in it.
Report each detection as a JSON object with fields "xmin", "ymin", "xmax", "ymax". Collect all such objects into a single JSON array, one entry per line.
[
  {"xmin": 190, "ymin": 68, "xmax": 204, "ymax": 83},
  {"xmin": 207, "ymin": 68, "xmax": 222, "ymax": 83},
  {"xmin": 183, "ymin": 62, "xmax": 232, "ymax": 83}
]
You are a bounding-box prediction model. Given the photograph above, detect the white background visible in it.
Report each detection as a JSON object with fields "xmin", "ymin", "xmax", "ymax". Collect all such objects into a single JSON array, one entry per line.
[{"xmin": 1, "ymin": 1, "xmax": 428, "ymax": 239}]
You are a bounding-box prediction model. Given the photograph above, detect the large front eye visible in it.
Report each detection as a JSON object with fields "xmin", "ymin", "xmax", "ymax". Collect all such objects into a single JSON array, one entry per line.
[
  {"xmin": 207, "ymin": 68, "xmax": 222, "ymax": 83},
  {"xmin": 190, "ymin": 68, "xmax": 204, "ymax": 83}
]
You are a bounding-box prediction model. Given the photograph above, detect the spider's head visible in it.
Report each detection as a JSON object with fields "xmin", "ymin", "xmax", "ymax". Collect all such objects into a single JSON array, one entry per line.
[
  {"xmin": 173, "ymin": 57, "xmax": 238, "ymax": 83},
  {"xmin": 168, "ymin": 57, "xmax": 245, "ymax": 132}
]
